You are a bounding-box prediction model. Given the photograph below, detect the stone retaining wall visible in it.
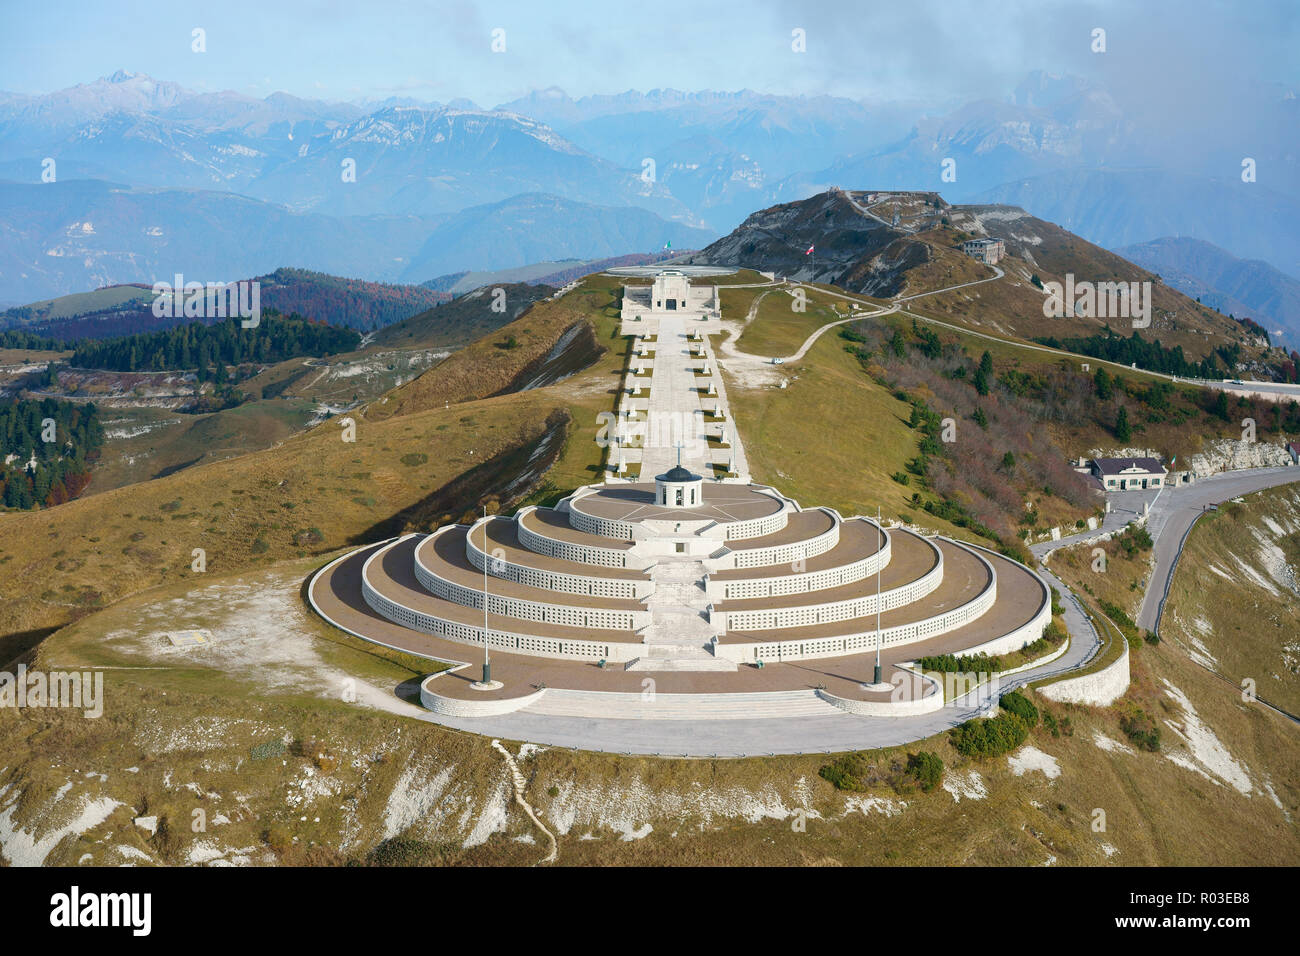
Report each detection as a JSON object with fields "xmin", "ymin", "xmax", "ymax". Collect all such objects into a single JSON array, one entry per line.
[{"xmin": 1037, "ymin": 637, "xmax": 1130, "ymax": 706}]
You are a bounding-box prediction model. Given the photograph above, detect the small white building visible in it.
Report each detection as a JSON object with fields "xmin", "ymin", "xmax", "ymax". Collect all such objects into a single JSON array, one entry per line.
[
  {"xmin": 1090, "ymin": 457, "xmax": 1167, "ymax": 491},
  {"xmin": 655, "ymin": 463, "xmax": 704, "ymax": 508}
]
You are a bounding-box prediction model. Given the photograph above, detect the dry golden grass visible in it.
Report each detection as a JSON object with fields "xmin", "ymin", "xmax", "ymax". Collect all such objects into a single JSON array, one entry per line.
[
  {"xmin": 909, "ymin": 224, "xmax": 1268, "ymax": 364},
  {"xmin": 1162, "ymin": 485, "xmax": 1300, "ymax": 714},
  {"xmin": 367, "ymin": 278, "xmax": 618, "ymax": 420},
  {"xmin": 2, "ymin": 263, "xmax": 1295, "ymax": 868},
  {"xmin": 0, "ymin": 391, "xmax": 566, "ymax": 642},
  {"xmin": 0, "ymin": 275, "xmax": 630, "ymax": 645}
]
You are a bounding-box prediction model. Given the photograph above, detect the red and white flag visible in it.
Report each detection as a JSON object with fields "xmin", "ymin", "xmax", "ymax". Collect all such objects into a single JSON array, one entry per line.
[{"xmin": 805, "ymin": 244, "xmax": 814, "ymax": 255}]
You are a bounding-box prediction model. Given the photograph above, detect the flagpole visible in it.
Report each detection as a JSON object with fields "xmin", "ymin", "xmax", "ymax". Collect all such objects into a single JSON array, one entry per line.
[
  {"xmin": 874, "ymin": 505, "xmax": 883, "ymax": 686},
  {"xmin": 482, "ymin": 504, "xmax": 491, "ymax": 685}
]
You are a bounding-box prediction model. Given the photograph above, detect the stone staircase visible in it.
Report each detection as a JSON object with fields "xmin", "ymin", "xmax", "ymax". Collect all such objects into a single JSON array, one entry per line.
[
  {"xmin": 625, "ymin": 645, "xmax": 737, "ymax": 672},
  {"xmin": 520, "ymin": 688, "xmax": 844, "ymax": 720},
  {"xmin": 636, "ymin": 557, "xmax": 735, "ymax": 671}
]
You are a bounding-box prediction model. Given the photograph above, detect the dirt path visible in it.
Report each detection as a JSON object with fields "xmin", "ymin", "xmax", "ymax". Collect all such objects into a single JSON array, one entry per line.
[{"xmin": 492, "ymin": 739, "xmax": 558, "ymax": 864}]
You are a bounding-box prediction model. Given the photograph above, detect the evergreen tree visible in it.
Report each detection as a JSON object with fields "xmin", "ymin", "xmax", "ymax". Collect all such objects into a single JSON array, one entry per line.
[
  {"xmin": 1115, "ymin": 405, "xmax": 1132, "ymax": 442},
  {"xmin": 1094, "ymin": 366, "xmax": 1113, "ymax": 400}
]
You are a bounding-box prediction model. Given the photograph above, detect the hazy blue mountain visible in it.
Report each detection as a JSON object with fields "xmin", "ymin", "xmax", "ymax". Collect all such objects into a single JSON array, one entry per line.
[
  {"xmin": 0, "ymin": 179, "xmax": 444, "ymax": 303},
  {"xmin": 0, "ymin": 181, "xmax": 708, "ymax": 304},
  {"xmin": 5, "ymin": 69, "xmax": 1297, "ymax": 307},
  {"xmin": 774, "ymin": 76, "xmax": 1135, "ymax": 203},
  {"xmin": 0, "ymin": 73, "xmax": 695, "ymax": 223},
  {"xmin": 978, "ymin": 169, "xmax": 1300, "ymax": 280},
  {"xmin": 0, "ymin": 71, "xmax": 360, "ymax": 191},
  {"xmin": 398, "ymin": 193, "xmax": 715, "ymax": 283},
  {"xmin": 500, "ymin": 88, "xmax": 911, "ymax": 231},
  {"xmin": 242, "ymin": 106, "xmax": 694, "ymax": 221},
  {"xmin": 1115, "ymin": 237, "xmax": 1300, "ymax": 342}
]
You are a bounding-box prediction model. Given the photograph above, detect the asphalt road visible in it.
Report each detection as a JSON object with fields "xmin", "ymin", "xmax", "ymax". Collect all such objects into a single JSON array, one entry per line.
[
  {"xmin": 1135, "ymin": 466, "xmax": 1300, "ymax": 632},
  {"xmin": 1031, "ymin": 487, "xmax": 1159, "ymax": 558}
]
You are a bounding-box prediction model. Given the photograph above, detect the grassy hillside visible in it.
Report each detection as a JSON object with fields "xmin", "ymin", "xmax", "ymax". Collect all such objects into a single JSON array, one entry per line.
[
  {"xmin": 0, "ymin": 284, "xmax": 153, "ymax": 327},
  {"xmin": 369, "ymin": 282, "xmax": 554, "ymax": 350},
  {"xmin": 1, "ymin": 546, "xmax": 1293, "ymax": 867},
  {"xmin": 88, "ymin": 401, "xmax": 319, "ymax": 494},
  {"xmin": 722, "ymin": 314, "xmax": 930, "ymax": 526},
  {"xmin": 367, "ymin": 278, "xmax": 615, "ymax": 419},
  {"xmin": 1, "ymin": 263, "xmax": 1296, "ymax": 868},
  {"xmin": 1160, "ymin": 485, "xmax": 1300, "ymax": 715},
  {"xmin": 0, "ymin": 269, "xmax": 634, "ymax": 651},
  {"xmin": 691, "ymin": 189, "xmax": 1281, "ymax": 375}
]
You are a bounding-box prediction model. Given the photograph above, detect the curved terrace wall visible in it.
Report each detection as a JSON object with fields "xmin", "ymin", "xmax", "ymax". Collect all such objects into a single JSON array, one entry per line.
[
  {"xmin": 816, "ymin": 674, "xmax": 944, "ymax": 717},
  {"xmin": 419, "ymin": 674, "xmax": 547, "ymax": 717},
  {"xmin": 415, "ymin": 529, "xmax": 650, "ymax": 631},
  {"xmin": 952, "ymin": 543, "xmax": 1053, "ymax": 659},
  {"xmin": 363, "ymin": 543, "xmax": 636, "ymax": 663},
  {"xmin": 707, "ymin": 521, "xmax": 893, "ymax": 600},
  {"xmin": 1038, "ymin": 637, "xmax": 1130, "ymax": 707},
  {"xmin": 516, "ymin": 506, "xmax": 648, "ymax": 569},
  {"xmin": 467, "ymin": 522, "xmax": 651, "ymax": 600},
  {"xmin": 720, "ymin": 546, "xmax": 943, "ymax": 632},
  {"xmin": 717, "ymin": 540, "xmax": 998, "ymax": 663},
  {"xmin": 723, "ymin": 509, "xmax": 840, "ymax": 570}
]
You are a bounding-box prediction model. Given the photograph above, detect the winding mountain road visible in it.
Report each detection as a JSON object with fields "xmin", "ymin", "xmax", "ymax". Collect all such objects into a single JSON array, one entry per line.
[{"xmin": 1135, "ymin": 465, "xmax": 1300, "ymax": 633}]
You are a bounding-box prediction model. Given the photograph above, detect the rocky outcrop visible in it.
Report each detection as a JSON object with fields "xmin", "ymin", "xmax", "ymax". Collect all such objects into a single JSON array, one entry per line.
[
  {"xmin": 1188, "ymin": 438, "xmax": 1294, "ymax": 476},
  {"xmin": 1089, "ymin": 440, "xmax": 1295, "ymax": 477}
]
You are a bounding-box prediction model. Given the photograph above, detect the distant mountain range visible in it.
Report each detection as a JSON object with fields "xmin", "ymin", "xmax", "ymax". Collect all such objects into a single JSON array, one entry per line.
[
  {"xmin": 0, "ymin": 181, "xmax": 710, "ymax": 304},
  {"xmin": 421, "ymin": 251, "xmax": 685, "ymax": 297},
  {"xmin": 979, "ymin": 170, "xmax": 1300, "ymax": 281},
  {"xmin": 2, "ymin": 69, "xmax": 1297, "ymax": 308},
  {"xmin": 0, "ymin": 267, "xmax": 452, "ymax": 338},
  {"xmin": 396, "ymin": 194, "xmax": 709, "ymax": 283},
  {"xmin": 1115, "ymin": 237, "xmax": 1300, "ymax": 344}
]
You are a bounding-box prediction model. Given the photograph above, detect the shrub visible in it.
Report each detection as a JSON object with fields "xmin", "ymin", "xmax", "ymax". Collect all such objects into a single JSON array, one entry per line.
[
  {"xmin": 250, "ymin": 738, "xmax": 286, "ymax": 761},
  {"xmin": 818, "ymin": 752, "xmax": 874, "ymax": 791},
  {"xmin": 905, "ymin": 751, "xmax": 944, "ymax": 792},
  {"xmin": 293, "ymin": 527, "xmax": 325, "ymax": 547},
  {"xmin": 1100, "ymin": 600, "xmax": 1142, "ymax": 649},
  {"xmin": 917, "ymin": 651, "xmax": 998, "ymax": 673},
  {"xmin": 367, "ymin": 837, "xmax": 437, "ymax": 866},
  {"xmin": 400, "ymin": 452, "xmax": 429, "ymax": 467},
  {"xmin": 262, "ymin": 827, "xmax": 292, "ymax": 854},
  {"xmin": 950, "ymin": 711, "xmax": 1030, "ymax": 758},
  {"xmin": 1120, "ymin": 706, "xmax": 1161, "ymax": 751},
  {"xmin": 999, "ymin": 690, "xmax": 1039, "ymax": 726}
]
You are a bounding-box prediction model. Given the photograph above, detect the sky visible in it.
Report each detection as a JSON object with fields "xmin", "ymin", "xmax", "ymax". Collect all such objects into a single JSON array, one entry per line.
[{"xmin": 1, "ymin": 0, "xmax": 1296, "ymax": 113}]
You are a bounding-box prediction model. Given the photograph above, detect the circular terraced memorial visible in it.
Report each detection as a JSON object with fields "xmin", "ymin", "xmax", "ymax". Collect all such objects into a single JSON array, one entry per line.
[
  {"xmin": 309, "ymin": 467, "xmax": 1052, "ymax": 725},
  {"xmin": 309, "ymin": 270, "xmax": 1053, "ymax": 742}
]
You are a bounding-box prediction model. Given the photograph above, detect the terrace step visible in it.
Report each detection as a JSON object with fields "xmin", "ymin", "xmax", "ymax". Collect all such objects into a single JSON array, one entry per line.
[
  {"xmin": 520, "ymin": 688, "xmax": 840, "ymax": 719},
  {"xmin": 624, "ymin": 656, "xmax": 739, "ymax": 672}
]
